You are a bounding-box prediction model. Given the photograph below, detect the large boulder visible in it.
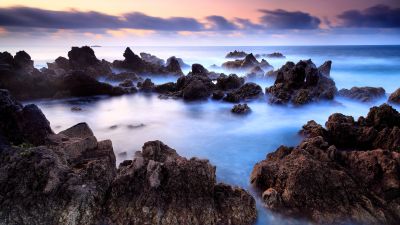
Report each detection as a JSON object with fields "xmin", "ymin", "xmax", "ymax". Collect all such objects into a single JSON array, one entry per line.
[
  {"xmin": 389, "ymin": 88, "xmax": 400, "ymax": 104},
  {"xmin": 338, "ymin": 87, "xmax": 386, "ymax": 102},
  {"xmin": 0, "ymin": 89, "xmax": 53, "ymax": 146},
  {"xmin": 223, "ymin": 82, "xmax": 263, "ymax": 103},
  {"xmin": 216, "ymin": 74, "xmax": 244, "ymax": 91},
  {"xmin": 67, "ymin": 46, "xmax": 112, "ymax": 77},
  {"xmin": 165, "ymin": 56, "xmax": 183, "ymax": 76},
  {"xmin": 266, "ymin": 59, "xmax": 337, "ymax": 105},
  {"xmin": 106, "ymin": 141, "xmax": 257, "ymax": 225},
  {"xmin": 251, "ymin": 105, "xmax": 400, "ymax": 225}
]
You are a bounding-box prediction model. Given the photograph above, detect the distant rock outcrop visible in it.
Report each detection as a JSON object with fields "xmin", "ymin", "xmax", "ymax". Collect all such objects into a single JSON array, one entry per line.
[
  {"xmin": 222, "ymin": 54, "xmax": 272, "ymax": 71},
  {"xmin": 389, "ymin": 88, "xmax": 400, "ymax": 104},
  {"xmin": 338, "ymin": 86, "xmax": 385, "ymax": 102},
  {"xmin": 225, "ymin": 50, "xmax": 248, "ymax": 58}
]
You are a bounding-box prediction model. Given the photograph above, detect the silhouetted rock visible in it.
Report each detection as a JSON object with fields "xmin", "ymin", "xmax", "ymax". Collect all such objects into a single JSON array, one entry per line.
[
  {"xmin": 338, "ymin": 87, "xmax": 385, "ymax": 102},
  {"xmin": 167, "ymin": 56, "xmax": 189, "ymax": 69},
  {"xmin": 231, "ymin": 103, "xmax": 251, "ymax": 114},
  {"xmin": 192, "ymin": 63, "xmax": 209, "ymax": 75},
  {"xmin": 105, "ymin": 71, "xmax": 142, "ymax": 82},
  {"xmin": 118, "ymin": 79, "xmax": 134, "ymax": 88},
  {"xmin": 67, "ymin": 46, "xmax": 112, "ymax": 77},
  {"xmin": 318, "ymin": 60, "xmax": 332, "ymax": 77},
  {"xmin": 255, "ymin": 52, "xmax": 285, "ymax": 59},
  {"xmin": 165, "ymin": 56, "xmax": 183, "ymax": 75},
  {"xmin": 137, "ymin": 78, "xmax": 155, "ymax": 92},
  {"xmin": 106, "ymin": 141, "xmax": 257, "ymax": 225},
  {"xmin": 154, "ymin": 82, "xmax": 177, "ymax": 94},
  {"xmin": 140, "ymin": 52, "xmax": 165, "ymax": 66},
  {"xmin": 251, "ymin": 105, "xmax": 400, "ymax": 225},
  {"xmin": 389, "ymin": 88, "xmax": 400, "ymax": 104},
  {"xmin": 223, "ymin": 82, "xmax": 263, "ymax": 103},
  {"xmin": 226, "ymin": 50, "xmax": 248, "ymax": 58},
  {"xmin": 212, "ymin": 90, "xmax": 225, "ymax": 100},
  {"xmin": 266, "ymin": 60, "xmax": 337, "ymax": 105}
]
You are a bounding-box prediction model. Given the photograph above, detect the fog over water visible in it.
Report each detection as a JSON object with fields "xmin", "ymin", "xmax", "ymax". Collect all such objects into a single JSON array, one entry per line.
[{"xmin": 18, "ymin": 45, "xmax": 400, "ymax": 225}]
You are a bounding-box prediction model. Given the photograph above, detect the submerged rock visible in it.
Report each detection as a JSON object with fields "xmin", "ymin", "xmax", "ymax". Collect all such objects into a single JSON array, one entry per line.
[
  {"xmin": 231, "ymin": 103, "xmax": 251, "ymax": 114},
  {"xmin": 251, "ymin": 104, "xmax": 400, "ymax": 225},
  {"xmin": 266, "ymin": 59, "xmax": 337, "ymax": 105},
  {"xmin": 137, "ymin": 78, "xmax": 155, "ymax": 92},
  {"xmin": 389, "ymin": 88, "xmax": 400, "ymax": 104},
  {"xmin": 338, "ymin": 86, "xmax": 385, "ymax": 102}
]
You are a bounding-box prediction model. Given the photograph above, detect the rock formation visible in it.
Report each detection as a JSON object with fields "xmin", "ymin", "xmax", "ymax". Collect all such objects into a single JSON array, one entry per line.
[
  {"xmin": 231, "ymin": 104, "xmax": 251, "ymax": 114},
  {"xmin": 266, "ymin": 59, "xmax": 337, "ymax": 105},
  {"xmin": 223, "ymin": 83, "xmax": 263, "ymax": 103},
  {"xmin": 222, "ymin": 54, "xmax": 272, "ymax": 71},
  {"xmin": 338, "ymin": 87, "xmax": 385, "ymax": 102},
  {"xmin": 251, "ymin": 104, "xmax": 400, "ymax": 225},
  {"xmin": 389, "ymin": 88, "xmax": 400, "ymax": 104},
  {"xmin": 226, "ymin": 50, "xmax": 248, "ymax": 58}
]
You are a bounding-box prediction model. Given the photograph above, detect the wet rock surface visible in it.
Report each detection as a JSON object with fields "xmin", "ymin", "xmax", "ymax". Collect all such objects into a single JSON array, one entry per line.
[
  {"xmin": 338, "ymin": 86, "xmax": 386, "ymax": 102},
  {"xmin": 266, "ymin": 59, "xmax": 337, "ymax": 105},
  {"xmin": 0, "ymin": 92, "xmax": 257, "ymax": 225},
  {"xmin": 251, "ymin": 104, "xmax": 400, "ymax": 225}
]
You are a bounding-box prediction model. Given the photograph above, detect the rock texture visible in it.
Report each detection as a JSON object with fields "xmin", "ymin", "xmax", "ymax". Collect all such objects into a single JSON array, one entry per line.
[
  {"xmin": 0, "ymin": 92, "xmax": 257, "ymax": 225},
  {"xmin": 223, "ymin": 83, "xmax": 263, "ymax": 103},
  {"xmin": 389, "ymin": 88, "xmax": 400, "ymax": 104},
  {"xmin": 222, "ymin": 54, "xmax": 272, "ymax": 71},
  {"xmin": 251, "ymin": 104, "xmax": 400, "ymax": 225},
  {"xmin": 231, "ymin": 104, "xmax": 251, "ymax": 114},
  {"xmin": 338, "ymin": 87, "xmax": 385, "ymax": 102},
  {"xmin": 266, "ymin": 59, "xmax": 337, "ymax": 105},
  {"xmin": 226, "ymin": 50, "xmax": 248, "ymax": 58}
]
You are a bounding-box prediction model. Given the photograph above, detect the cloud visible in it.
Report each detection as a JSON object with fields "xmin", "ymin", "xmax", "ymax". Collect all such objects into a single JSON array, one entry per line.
[
  {"xmin": 337, "ymin": 4, "xmax": 400, "ymax": 28},
  {"xmin": 205, "ymin": 15, "xmax": 238, "ymax": 30},
  {"xmin": 0, "ymin": 6, "xmax": 204, "ymax": 31},
  {"xmin": 234, "ymin": 18, "xmax": 264, "ymax": 30},
  {"xmin": 258, "ymin": 9, "xmax": 321, "ymax": 29}
]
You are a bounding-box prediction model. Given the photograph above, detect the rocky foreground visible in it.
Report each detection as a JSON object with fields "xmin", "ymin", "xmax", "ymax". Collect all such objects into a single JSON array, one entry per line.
[
  {"xmin": 0, "ymin": 89, "xmax": 256, "ymax": 225},
  {"xmin": 251, "ymin": 104, "xmax": 400, "ymax": 225}
]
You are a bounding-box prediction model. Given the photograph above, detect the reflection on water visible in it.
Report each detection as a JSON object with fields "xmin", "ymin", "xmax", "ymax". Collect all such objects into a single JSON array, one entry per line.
[
  {"xmin": 16, "ymin": 45, "xmax": 400, "ymax": 224},
  {"xmin": 29, "ymin": 93, "xmax": 399, "ymax": 225}
]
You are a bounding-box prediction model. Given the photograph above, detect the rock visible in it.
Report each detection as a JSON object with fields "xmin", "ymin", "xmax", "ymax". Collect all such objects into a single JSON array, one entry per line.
[
  {"xmin": 389, "ymin": 88, "xmax": 400, "ymax": 104},
  {"xmin": 176, "ymin": 73, "xmax": 215, "ymax": 101},
  {"xmin": 0, "ymin": 89, "xmax": 53, "ymax": 146},
  {"xmin": 246, "ymin": 66, "xmax": 265, "ymax": 79},
  {"xmin": 154, "ymin": 82, "xmax": 177, "ymax": 94},
  {"xmin": 231, "ymin": 104, "xmax": 251, "ymax": 114},
  {"xmin": 216, "ymin": 74, "xmax": 244, "ymax": 90},
  {"xmin": 266, "ymin": 52, "xmax": 285, "ymax": 58},
  {"xmin": 106, "ymin": 141, "xmax": 257, "ymax": 225},
  {"xmin": 167, "ymin": 56, "xmax": 189, "ymax": 69},
  {"xmin": 67, "ymin": 46, "xmax": 112, "ymax": 77},
  {"xmin": 165, "ymin": 56, "xmax": 183, "ymax": 76},
  {"xmin": 140, "ymin": 52, "xmax": 165, "ymax": 66},
  {"xmin": 14, "ymin": 51, "xmax": 34, "ymax": 72},
  {"xmin": 71, "ymin": 106, "xmax": 82, "ymax": 111},
  {"xmin": 266, "ymin": 59, "xmax": 337, "ymax": 105},
  {"xmin": 191, "ymin": 63, "xmax": 209, "ymax": 75},
  {"xmin": 338, "ymin": 87, "xmax": 386, "ymax": 102},
  {"xmin": 212, "ymin": 90, "xmax": 225, "ymax": 100},
  {"xmin": 223, "ymin": 54, "xmax": 272, "ymax": 71},
  {"xmin": 318, "ymin": 60, "xmax": 332, "ymax": 77},
  {"xmin": 251, "ymin": 105, "xmax": 400, "ymax": 225},
  {"xmin": 137, "ymin": 78, "xmax": 155, "ymax": 92},
  {"xmin": 105, "ymin": 72, "xmax": 141, "ymax": 82},
  {"xmin": 223, "ymin": 82, "xmax": 263, "ymax": 103},
  {"xmin": 225, "ymin": 50, "xmax": 248, "ymax": 58}
]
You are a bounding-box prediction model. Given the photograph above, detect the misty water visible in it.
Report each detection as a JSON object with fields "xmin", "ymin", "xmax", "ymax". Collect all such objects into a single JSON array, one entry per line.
[{"xmin": 17, "ymin": 45, "xmax": 400, "ymax": 225}]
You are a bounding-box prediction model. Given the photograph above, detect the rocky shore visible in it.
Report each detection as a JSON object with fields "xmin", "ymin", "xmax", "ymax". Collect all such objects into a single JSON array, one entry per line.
[
  {"xmin": 0, "ymin": 90, "xmax": 257, "ymax": 225},
  {"xmin": 251, "ymin": 104, "xmax": 400, "ymax": 225}
]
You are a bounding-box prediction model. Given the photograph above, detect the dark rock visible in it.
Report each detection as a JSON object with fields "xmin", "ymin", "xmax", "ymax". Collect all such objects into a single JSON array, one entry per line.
[
  {"xmin": 246, "ymin": 66, "xmax": 265, "ymax": 79},
  {"xmin": 318, "ymin": 60, "xmax": 332, "ymax": 77},
  {"xmin": 338, "ymin": 87, "xmax": 385, "ymax": 102},
  {"xmin": 71, "ymin": 106, "xmax": 82, "ymax": 111},
  {"xmin": 224, "ymin": 82, "xmax": 263, "ymax": 103},
  {"xmin": 137, "ymin": 78, "xmax": 155, "ymax": 92},
  {"xmin": 223, "ymin": 54, "xmax": 272, "ymax": 71},
  {"xmin": 216, "ymin": 74, "xmax": 244, "ymax": 90},
  {"xmin": 118, "ymin": 79, "xmax": 134, "ymax": 88},
  {"xmin": 154, "ymin": 82, "xmax": 177, "ymax": 94},
  {"xmin": 182, "ymin": 79, "xmax": 211, "ymax": 100},
  {"xmin": 106, "ymin": 141, "xmax": 257, "ymax": 225},
  {"xmin": 192, "ymin": 63, "xmax": 209, "ymax": 75},
  {"xmin": 266, "ymin": 52, "xmax": 285, "ymax": 58},
  {"xmin": 231, "ymin": 104, "xmax": 251, "ymax": 114},
  {"xmin": 266, "ymin": 60, "xmax": 337, "ymax": 105},
  {"xmin": 67, "ymin": 46, "xmax": 112, "ymax": 77},
  {"xmin": 105, "ymin": 72, "xmax": 141, "ymax": 82},
  {"xmin": 389, "ymin": 88, "xmax": 400, "ymax": 104},
  {"xmin": 0, "ymin": 89, "xmax": 53, "ymax": 146},
  {"xmin": 226, "ymin": 50, "xmax": 248, "ymax": 58},
  {"xmin": 166, "ymin": 56, "xmax": 189, "ymax": 69},
  {"xmin": 212, "ymin": 90, "xmax": 225, "ymax": 100},
  {"xmin": 165, "ymin": 56, "xmax": 183, "ymax": 76},
  {"xmin": 14, "ymin": 51, "xmax": 34, "ymax": 72},
  {"xmin": 251, "ymin": 106, "xmax": 400, "ymax": 225}
]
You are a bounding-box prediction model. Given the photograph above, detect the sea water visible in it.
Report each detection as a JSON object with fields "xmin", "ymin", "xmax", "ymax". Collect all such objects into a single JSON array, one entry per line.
[{"xmin": 11, "ymin": 45, "xmax": 400, "ymax": 225}]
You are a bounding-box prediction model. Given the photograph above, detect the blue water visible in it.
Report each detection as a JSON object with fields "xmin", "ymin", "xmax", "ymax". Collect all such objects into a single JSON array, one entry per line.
[{"xmin": 16, "ymin": 45, "xmax": 400, "ymax": 225}]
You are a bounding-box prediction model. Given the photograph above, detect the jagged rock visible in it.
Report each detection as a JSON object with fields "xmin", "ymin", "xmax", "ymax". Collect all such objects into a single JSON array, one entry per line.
[
  {"xmin": 137, "ymin": 78, "xmax": 155, "ymax": 92},
  {"xmin": 231, "ymin": 104, "xmax": 251, "ymax": 114},
  {"xmin": 222, "ymin": 54, "xmax": 270, "ymax": 70},
  {"xmin": 140, "ymin": 52, "xmax": 165, "ymax": 66},
  {"xmin": 67, "ymin": 46, "xmax": 112, "ymax": 77},
  {"xmin": 191, "ymin": 63, "xmax": 209, "ymax": 75},
  {"xmin": 389, "ymin": 88, "xmax": 400, "ymax": 104},
  {"xmin": 165, "ymin": 56, "xmax": 183, "ymax": 76},
  {"xmin": 216, "ymin": 74, "xmax": 244, "ymax": 91},
  {"xmin": 338, "ymin": 87, "xmax": 385, "ymax": 102},
  {"xmin": 225, "ymin": 50, "xmax": 248, "ymax": 58},
  {"xmin": 223, "ymin": 83, "xmax": 263, "ymax": 103},
  {"xmin": 266, "ymin": 52, "xmax": 285, "ymax": 58},
  {"xmin": 251, "ymin": 105, "xmax": 400, "ymax": 225},
  {"xmin": 266, "ymin": 59, "xmax": 337, "ymax": 105},
  {"xmin": 318, "ymin": 60, "xmax": 332, "ymax": 77},
  {"xmin": 166, "ymin": 56, "xmax": 189, "ymax": 69},
  {"xmin": 105, "ymin": 72, "xmax": 142, "ymax": 82},
  {"xmin": 106, "ymin": 141, "xmax": 257, "ymax": 225},
  {"xmin": 154, "ymin": 82, "xmax": 177, "ymax": 94},
  {"xmin": 13, "ymin": 51, "xmax": 34, "ymax": 72},
  {"xmin": 119, "ymin": 79, "xmax": 134, "ymax": 88},
  {"xmin": 212, "ymin": 90, "xmax": 225, "ymax": 100}
]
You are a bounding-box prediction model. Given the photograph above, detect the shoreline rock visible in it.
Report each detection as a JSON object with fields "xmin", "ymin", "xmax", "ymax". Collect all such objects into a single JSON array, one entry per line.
[
  {"xmin": 338, "ymin": 86, "xmax": 385, "ymax": 102},
  {"xmin": 251, "ymin": 104, "xmax": 400, "ymax": 225},
  {"xmin": 389, "ymin": 88, "xmax": 400, "ymax": 104}
]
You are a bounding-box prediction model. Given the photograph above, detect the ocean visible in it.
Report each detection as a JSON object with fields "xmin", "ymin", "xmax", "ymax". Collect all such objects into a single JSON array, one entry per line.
[{"xmin": 6, "ymin": 45, "xmax": 400, "ymax": 224}]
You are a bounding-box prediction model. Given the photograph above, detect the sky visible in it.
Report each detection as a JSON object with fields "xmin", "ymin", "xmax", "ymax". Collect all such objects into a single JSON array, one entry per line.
[{"xmin": 0, "ymin": 0, "xmax": 399, "ymax": 46}]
